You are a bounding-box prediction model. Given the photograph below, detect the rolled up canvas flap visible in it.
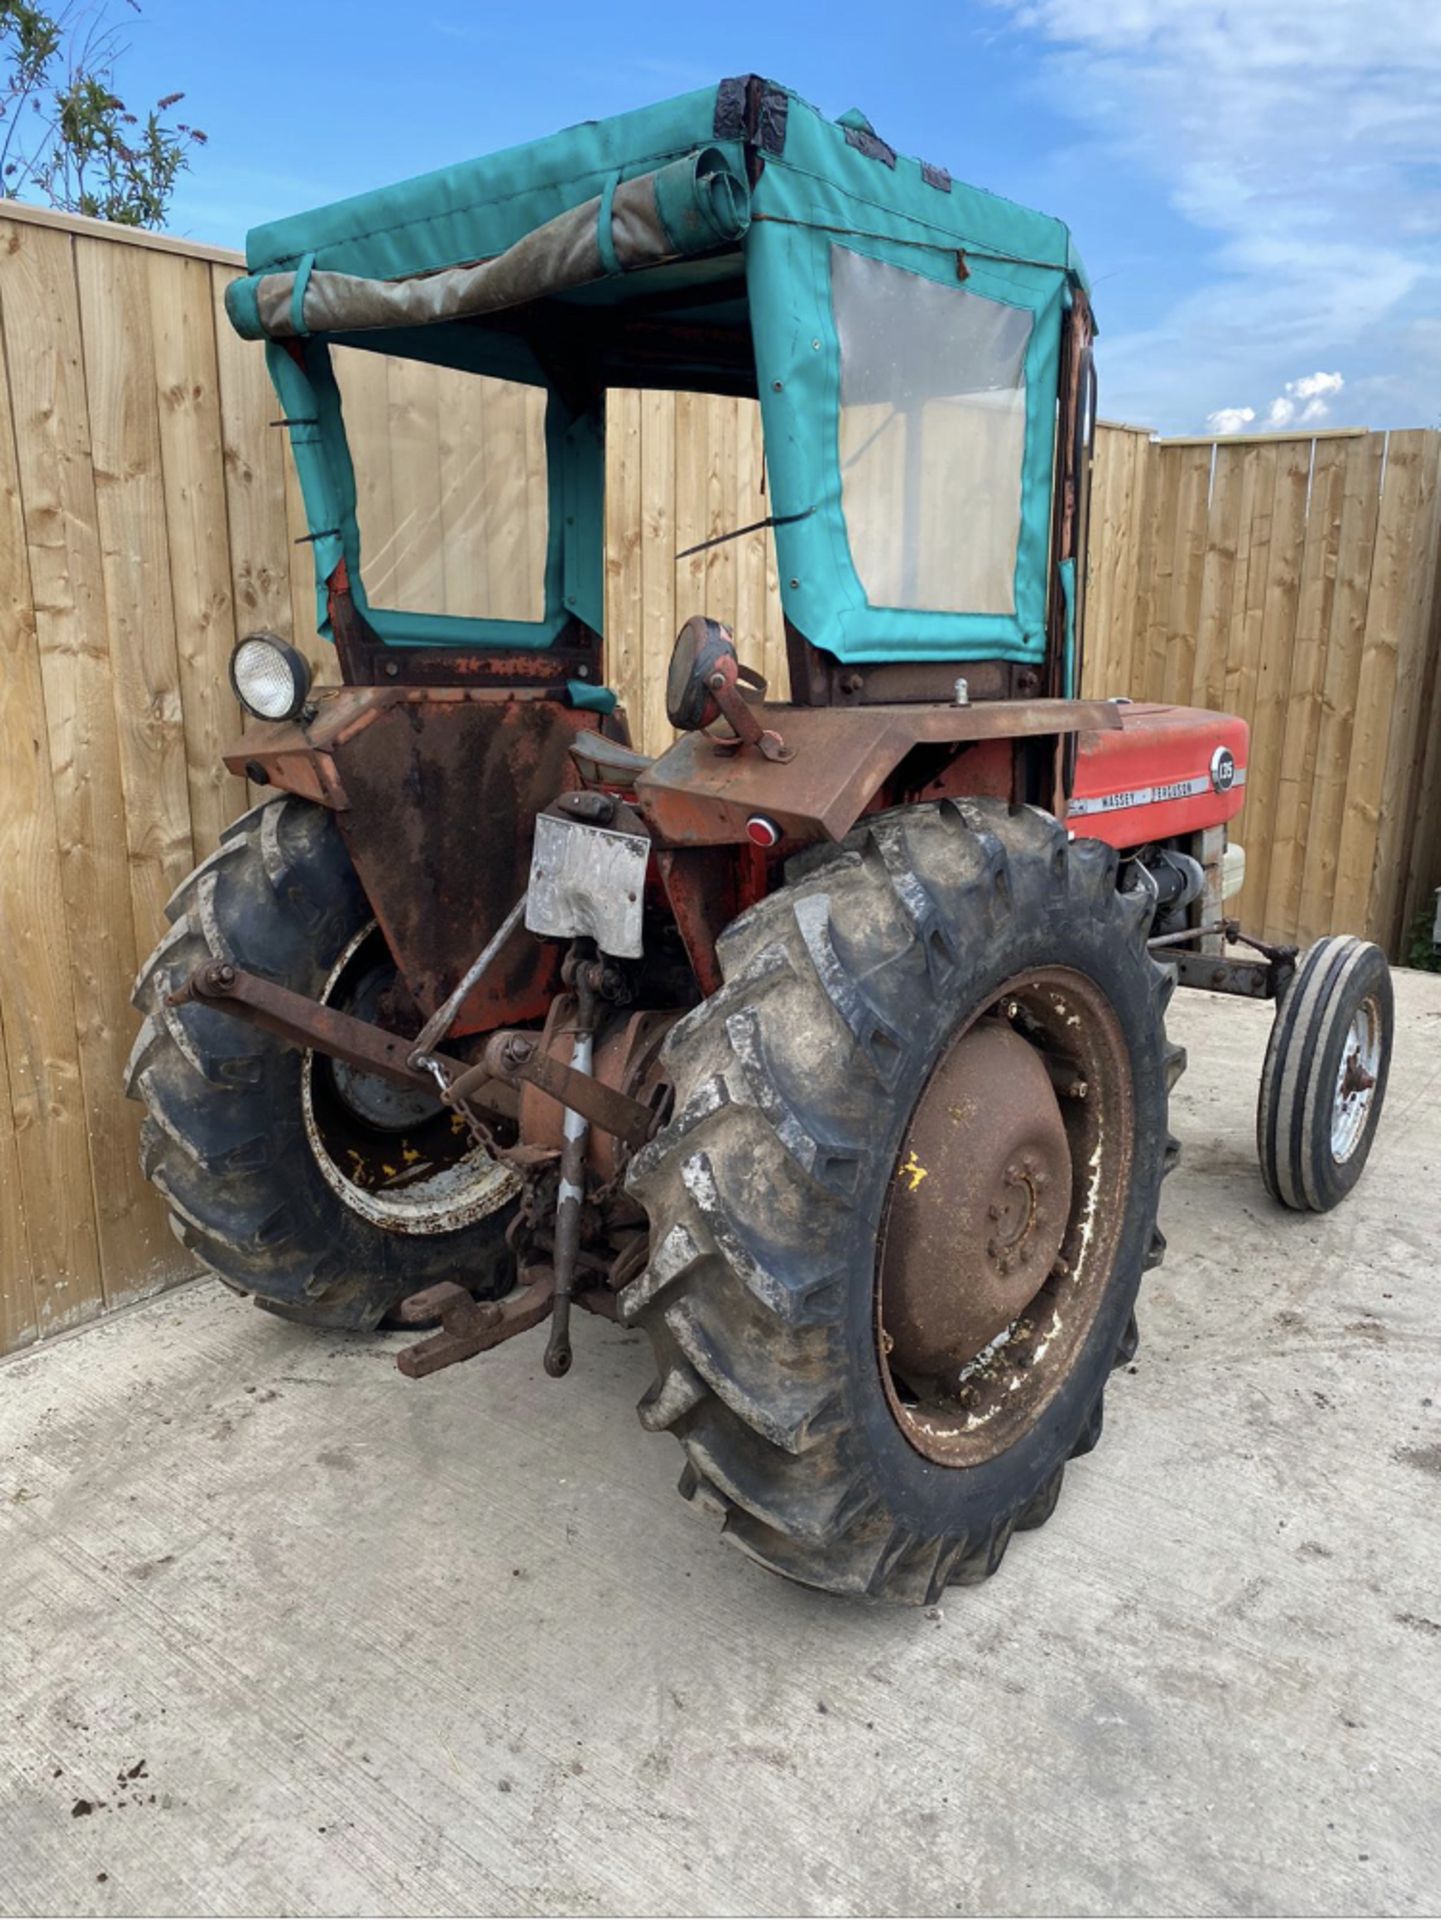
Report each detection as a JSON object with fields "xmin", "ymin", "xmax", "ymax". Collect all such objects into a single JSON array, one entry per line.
[{"xmin": 226, "ymin": 146, "xmax": 750, "ymax": 341}]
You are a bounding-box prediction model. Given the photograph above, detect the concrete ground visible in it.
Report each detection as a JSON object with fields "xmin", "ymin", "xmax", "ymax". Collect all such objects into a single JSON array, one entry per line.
[{"xmin": 1, "ymin": 974, "xmax": 1438, "ymax": 1920}]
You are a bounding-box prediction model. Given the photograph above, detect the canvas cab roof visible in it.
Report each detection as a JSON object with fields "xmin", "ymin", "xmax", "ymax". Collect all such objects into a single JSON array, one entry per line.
[
  {"xmin": 235, "ymin": 78, "xmax": 1092, "ymax": 676},
  {"xmin": 236, "ymin": 78, "xmax": 1087, "ymax": 298}
]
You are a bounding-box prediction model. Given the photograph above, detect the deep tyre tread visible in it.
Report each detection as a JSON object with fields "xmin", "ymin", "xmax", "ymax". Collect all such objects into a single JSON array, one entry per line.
[
  {"xmin": 1257, "ymin": 935, "xmax": 1393, "ymax": 1212},
  {"xmin": 127, "ymin": 796, "xmax": 513, "ymax": 1329},
  {"xmin": 624, "ymin": 800, "xmax": 1179, "ymax": 1603}
]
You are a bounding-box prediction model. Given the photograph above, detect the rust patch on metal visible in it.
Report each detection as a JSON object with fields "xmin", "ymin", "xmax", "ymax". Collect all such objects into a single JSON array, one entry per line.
[
  {"xmin": 654, "ymin": 843, "xmax": 767, "ymax": 996},
  {"xmin": 457, "ymin": 1026, "xmax": 658, "ymax": 1152},
  {"xmin": 395, "ymin": 1275, "xmax": 555, "ymax": 1378},
  {"xmin": 507, "ymin": 996, "xmax": 678, "ymax": 1179},
  {"xmin": 876, "ymin": 969, "xmax": 1134, "ymax": 1469},
  {"xmin": 338, "ymin": 694, "xmax": 600, "ymax": 1034},
  {"xmin": 635, "ymin": 699, "xmax": 1120, "ymax": 848},
  {"xmin": 880, "ymin": 1022, "xmax": 1072, "ymax": 1383},
  {"xmin": 169, "ymin": 959, "xmax": 446, "ymax": 1091}
]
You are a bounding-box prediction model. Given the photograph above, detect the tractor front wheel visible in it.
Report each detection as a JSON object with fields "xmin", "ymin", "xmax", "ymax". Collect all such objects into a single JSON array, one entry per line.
[
  {"xmin": 126, "ymin": 796, "xmax": 517, "ymax": 1329},
  {"xmin": 1257, "ymin": 935, "xmax": 1393, "ymax": 1212},
  {"xmin": 623, "ymin": 799, "xmax": 1181, "ymax": 1603}
]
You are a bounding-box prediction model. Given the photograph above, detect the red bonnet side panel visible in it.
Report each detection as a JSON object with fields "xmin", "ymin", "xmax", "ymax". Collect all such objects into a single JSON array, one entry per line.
[{"xmin": 1067, "ymin": 703, "xmax": 1249, "ymax": 848}]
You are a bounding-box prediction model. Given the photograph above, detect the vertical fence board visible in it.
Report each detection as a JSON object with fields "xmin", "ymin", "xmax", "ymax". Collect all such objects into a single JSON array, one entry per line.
[
  {"xmin": 1137, "ymin": 438, "xmax": 1181, "ymax": 703},
  {"xmin": 1362, "ymin": 435, "xmax": 1441, "ymax": 951},
  {"xmin": 1222, "ymin": 444, "xmax": 1277, "ymax": 724},
  {"xmin": 1084, "ymin": 427, "xmax": 1121, "ymax": 692},
  {"xmin": 1116, "ymin": 431, "xmax": 1151, "ymax": 694},
  {"xmin": 637, "ymin": 389, "xmax": 676, "ymax": 756},
  {"xmin": 1168, "ymin": 446, "xmax": 1214, "ymax": 703},
  {"xmin": 1193, "ymin": 443, "xmax": 1244, "ymax": 713},
  {"xmin": 0, "ymin": 999, "xmax": 37, "ymax": 1354},
  {"xmin": 1238, "ymin": 442, "xmax": 1308, "ymax": 934},
  {"xmin": 1297, "ymin": 434, "xmax": 1386, "ymax": 943},
  {"xmin": 2, "ymin": 214, "xmax": 178, "ymax": 1313},
  {"xmin": 1331, "ymin": 433, "xmax": 1426, "ymax": 936},
  {"xmin": 211, "ymin": 263, "xmax": 295, "ymax": 805},
  {"xmin": 604, "ymin": 388, "xmax": 645, "ymax": 739},
  {"xmin": 76, "ymin": 235, "xmax": 195, "ymax": 954},
  {"xmin": 146, "ymin": 250, "xmax": 248, "ymax": 862},
  {"xmin": 0, "ymin": 290, "xmax": 102, "ymax": 1340},
  {"xmin": 707, "ymin": 396, "xmax": 740, "ymax": 630},
  {"xmin": 738, "ymin": 397, "xmax": 790, "ymax": 697},
  {"xmin": 1397, "ymin": 505, "xmax": 1441, "ymax": 951},
  {"xmin": 337, "ymin": 345, "xmax": 398, "ymax": 608},
  {"xmin": 1264, "ymin": 440, "xmax": 1348, "ymax": 940},
  {"xmin": 212, "ymin": 264, "xmax": 295, "ymax": 640}
]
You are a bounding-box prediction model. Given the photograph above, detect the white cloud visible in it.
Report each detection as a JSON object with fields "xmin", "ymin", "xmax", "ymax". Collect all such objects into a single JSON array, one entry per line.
[
  {"xmin": 1262, "ymin": 371, "xmax": 1344, "ymax": 428},
  {"xmin": 1209, "ymin": 369, "xmax": 1345, "ymax": 436},
  {"xmin": 991, "ymin": 2, "xmax": 1441, "ymax": 430},
  {"xmin": 1289, "ymin": 371, "xmax": 1344, "ymax": 402}
]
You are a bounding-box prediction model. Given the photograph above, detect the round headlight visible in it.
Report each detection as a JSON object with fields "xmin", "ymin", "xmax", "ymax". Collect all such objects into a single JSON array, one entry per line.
[
  {"xmin": 230, "ymin": 633, "xmax": 312, "ymax": 722},
  {"xmin": 665, "ymin": 615, "xmax": 735, "ymax": 731}
]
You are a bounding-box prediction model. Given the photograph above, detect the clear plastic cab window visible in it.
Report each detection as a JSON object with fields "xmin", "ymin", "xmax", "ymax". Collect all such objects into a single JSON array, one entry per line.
[
  {"xmin": 832, "ymin": 246, "xmax": 1033, "ymax": 616},
  {"xmin": 329, "ymin": 346, "xmax": 549, "ymax": 623}
]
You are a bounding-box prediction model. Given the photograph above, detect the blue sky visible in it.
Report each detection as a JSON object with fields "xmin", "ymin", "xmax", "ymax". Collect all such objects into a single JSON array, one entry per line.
[{"xmin": 107, "ymin": 0, "xmax": 1438, "ymax": 434}]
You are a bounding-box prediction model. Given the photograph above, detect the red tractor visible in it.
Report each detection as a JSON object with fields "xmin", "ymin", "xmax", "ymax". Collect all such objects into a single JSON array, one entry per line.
[{"xmin": 128, "ymin": 80, "xmax": 1393, "ymax": 1602}]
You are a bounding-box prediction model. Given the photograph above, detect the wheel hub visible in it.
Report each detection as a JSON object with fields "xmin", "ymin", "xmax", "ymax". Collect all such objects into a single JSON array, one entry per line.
[
  {"xmin": 880, "ymin": 1020, "xmax": 1072, "ymax": 1387},
  {"xmin": 1333, "ymin": 994, "xmax": 1383, "ymax": 1163}
]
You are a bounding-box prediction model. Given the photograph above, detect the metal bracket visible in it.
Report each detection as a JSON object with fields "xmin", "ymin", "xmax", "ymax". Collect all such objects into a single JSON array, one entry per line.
[
  {"xmin": 395, "ymin": 1275, "xmax": 555, "ymax": 1379},
  {"xmin": 1168, "ymin": 951, "xmax": 1279, "ymax": 1000},
  {"xmin": 1152, "ymin": 921, "xmax": 1298, "ymax": 1002},
  {"xmin": 167, "ymin": 961, "xmax": 517, "ymax": 1128},
  {"xmin": 451, "ymin": 1030, "xmax": 658, "ymax": 1150},
  {"xmin": 169, "ymin": 960, "xmax": 449, "ymax": 1089}
]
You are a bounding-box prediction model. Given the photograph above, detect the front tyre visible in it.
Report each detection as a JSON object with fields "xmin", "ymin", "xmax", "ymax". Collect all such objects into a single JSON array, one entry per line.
[
  {"xmin": 622, "ymin": 800, "xmax": 1181, "ymax": 1604},
  {"xmin": 1257, "ymin": 935, "xmax": 1393, "ymax": 1213},
  {"xmin": 125, "ymin": 796, "xmax": 516, "ymax": 1329}
]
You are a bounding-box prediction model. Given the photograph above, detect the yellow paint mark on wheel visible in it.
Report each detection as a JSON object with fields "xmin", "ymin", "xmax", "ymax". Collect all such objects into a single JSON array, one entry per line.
[{"xmin": 899, "ymin": 1150, "xmax": 929, "ymax": 1193}]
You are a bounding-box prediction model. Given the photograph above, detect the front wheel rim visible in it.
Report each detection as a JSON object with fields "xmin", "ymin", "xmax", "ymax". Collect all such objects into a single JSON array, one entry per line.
[
  {"xmin": 1331, "ymin": 994, "xmax": 1382, "ymax": 1163},
  {"xmin": 876, "ymin": 966, "xmax": 1136, "ymax": 1469}
]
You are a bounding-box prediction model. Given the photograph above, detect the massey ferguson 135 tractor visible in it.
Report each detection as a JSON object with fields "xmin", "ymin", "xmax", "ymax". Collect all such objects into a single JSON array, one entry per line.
[{"xmin": 127, "ymin": 79, "xmax": 1394, "ymax": 1603}]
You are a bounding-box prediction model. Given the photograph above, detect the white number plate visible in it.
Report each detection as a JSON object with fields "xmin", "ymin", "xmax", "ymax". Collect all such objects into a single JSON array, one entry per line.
[{"xmin": 524, "ymin": 813, "xmax": 650, "ymax": 959}]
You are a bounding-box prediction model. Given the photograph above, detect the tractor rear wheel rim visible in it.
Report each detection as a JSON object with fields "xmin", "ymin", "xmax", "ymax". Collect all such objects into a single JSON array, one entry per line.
[
  {"xmin": 301, "ymin": 922, "xmax": 518, "ymax": 1234},
  {"xmin": 876, "ymin": 967, "xmax": 1134, "ymax": 1468}
]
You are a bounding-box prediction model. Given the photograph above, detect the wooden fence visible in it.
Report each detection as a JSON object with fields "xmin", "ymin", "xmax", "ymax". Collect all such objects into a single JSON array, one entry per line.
[
  {"xmin": 2, "ymin": 199, "xmax": 1439, "ymax": 1355},
  {"xmin": 1084, "ymin": 423, "xmax": 1441, "ymax": 954}
]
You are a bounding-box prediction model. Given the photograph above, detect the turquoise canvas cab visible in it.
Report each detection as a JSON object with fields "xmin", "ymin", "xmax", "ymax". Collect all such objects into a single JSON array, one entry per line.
[{"xmin": 224, "ymin": 75, "xmax": 1094, "ymax": 693}]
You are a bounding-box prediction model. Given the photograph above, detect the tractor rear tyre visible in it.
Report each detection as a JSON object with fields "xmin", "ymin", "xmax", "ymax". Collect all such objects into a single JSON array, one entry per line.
[
  {"xmin": 623, "ymin": 800, "xmax": 1181, "ymax": 1603},
  {"xmin": 126, "ymin": 796, "xmax": 517, "ymax": 1329},
  {"xmin": 1257, "ymin": 935, "xmax": 1393, "ymax": 1213}
]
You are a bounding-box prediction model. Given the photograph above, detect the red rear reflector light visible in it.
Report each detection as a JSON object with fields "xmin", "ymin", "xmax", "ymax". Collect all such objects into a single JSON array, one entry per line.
[{"xmin": 746, "ymin": 816, "xmax": 780, "ymax": 848}]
